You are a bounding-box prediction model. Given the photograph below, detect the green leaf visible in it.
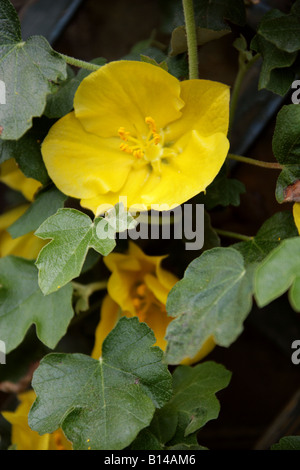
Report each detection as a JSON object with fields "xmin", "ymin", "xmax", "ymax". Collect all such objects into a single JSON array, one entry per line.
[
  {"xmin": 165, "ymin": 247, "xmax": 253, "ymax": 364},
  {"xmin": 273, "ymin": 105, "xmax": 300, "ymax": 165},
  {"xmin": 271, "ymin": 436, "xmax": 300, "ymax": 450},
  {"xmin": 275, "ymin": 165, "xmax": 300, "ymax": 203},
  {"xmin": 8, "ymin": 186, "xmax": 67, "ymax": 238},
  {"xmin": 272, "ymin": 105, "xmax": 300, "ymax": 202},
  {"xmin": 251, "ymin": 34, "xmax": 297, "ymax": 96},
  {"xmin": 35, "ymin": 208, "xmax": 116, "ymax": 295},
  {"xmin": 257, "ymin": 4, "xmax": 300, "ymax": 54},
  {"xmin": 234, "ymin": 211, "xmax": 298, "ymax": 265},
  {"xmin": 195, "ymin": 0, "xmax": 246, "ymax": 31},
  {"xmin": 140, "ymin": 55, "xmax": 168, "ymax": 71},
  {"xmin": 197, "ymin": 165, "xmax": 246, "ymax": 210},
  {"xmin": 0, "ymin": 0, "xmax": 67, "ymax": 139},
  {"xmin": 255, "ymin": 237, "xmax": 300, "ymax": 312},
  {"xmin": 0, "ymin": 123, "xmax": 50, "ymax": 184},
  {"xmin": 159, "ymin": 362, "xmax": 231, "ymax": 444},
  {"xmin": 28, "ymin": 317, "xmax": 172, "ymax": 450},
  {"xmin": 0, "ymin": 256, "xmax": 74, "ymax": 353},
  {"xmin": 169, "ymin": 25, "xmax": 229, "ymax": 56}
]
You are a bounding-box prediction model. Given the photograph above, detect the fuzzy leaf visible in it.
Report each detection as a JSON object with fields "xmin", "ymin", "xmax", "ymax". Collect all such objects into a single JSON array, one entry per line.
[
  {"xmin": 255, "ymin": 237, "xmax": 300, "ymax": 312},
  {"xmin": 165, "ymin": 247, "xmax": 253, "ymax": 364},
  {"xmin": 0, "ymin": 256, "xmax": 73, "ymax": 353},
  {"xmin": 0, "ymin": 0, "xmax": 67, "ymax": 139},
  {"xmin": 28, "ymin": 317, "xmax": 172, "ymax": 450}
]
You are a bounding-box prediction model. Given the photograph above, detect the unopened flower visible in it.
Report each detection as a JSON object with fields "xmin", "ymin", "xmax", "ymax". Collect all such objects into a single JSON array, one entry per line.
[
  {"xmin": 2, "ymin": 390, "xmax": 72, "ymax": 450},
  {"xmin": 92, "ymin": 242, "xmax": 214, "ymax": 365},
  {"xmin": 0, "ymin": 205, "xmax": 45, "ymax": 259},
  {"xmin": 293, "ymin": 203, "xmax": 300, "ymax": 234},
  {"xmin": 0, "ymin": 158, "xmax": 41, "ymax": 201},
  {"xmin": 42, "ymin": 60, "xmax": 230, "ymax": 215}
]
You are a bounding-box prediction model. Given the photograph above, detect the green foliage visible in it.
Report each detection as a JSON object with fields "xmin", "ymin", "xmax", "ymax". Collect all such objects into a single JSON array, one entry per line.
[
  {"xmin": 0, "ymin": 256, "xmax": 74, "ymax": 353},
  {"xmin": 255, "ymin": 237, "xmax": 300, "ymax": 312},
  {"xmin": 34, "ymin": 209, "xmax": 114, "ymax": 295},
  {"xmin": 165, "ymin": 247, "xmax": 254, "ymax": 364},
  {"xmin": 130, "ymin": 361, "xmax": 230, "ymax": 450},
  {"xmin": 271, "ymin": 436, "xmax": 300, "ymax": 450},
  {"xmin": 29, "ymin": 317, "xmax": 173, "ymax": 450},
  {"xmin": 8, "ymin": 186, "xmax": 67, "ymax": 238},
  {"xmin": 197, "ymin": 165, "xmax": 246, "ymax": 210},
  {"xmin": 251, "ymin": 2, "xmax": 300, "ymax": 95},
  {"xmin": 0, "ymin": 0, "xmax": 67, "ymax": 140},
  {"xmin": 44, "ymin": 58, "xmax": 106, "ymax": 119},
  {"xmin": 272, "ymin": 105, "xmax": 300, "ymax": 203},
  {"xmin": 234, "ymin": 211, "xmax": 298, "ymax": 265}
]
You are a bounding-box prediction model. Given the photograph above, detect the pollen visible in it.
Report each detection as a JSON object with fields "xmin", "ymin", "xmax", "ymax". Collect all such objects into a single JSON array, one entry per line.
[{"xmin": 118, "ymin": 116, "xmax": 165, "ymax": 169}]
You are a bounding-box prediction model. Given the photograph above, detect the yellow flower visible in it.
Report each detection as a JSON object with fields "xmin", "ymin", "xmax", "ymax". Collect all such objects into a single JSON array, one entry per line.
[
  {"xmin": 0, "ymin": 158, "xmax": 41, "ymax": 201},
  {"xmin": 293, "ymin": 203, "xmax": 300, "ymax": 234},
  {"xmin": 0, "ymin": 205, "xmax": 45, "ymax": 259},
  {"xmin": 92, "ymin": 242, "xmax": 215, "ymax": 365},
  {"xmin": 41, "ymin": 60, "xmax": 230, "ymax": 215},
  {"xmin": 1, "ymin": 390, "xmax": 72, "ymax": 450}
]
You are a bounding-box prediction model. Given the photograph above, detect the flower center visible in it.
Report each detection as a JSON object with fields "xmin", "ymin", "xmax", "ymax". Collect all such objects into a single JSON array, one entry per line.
[
  {"xmin": 132, "ymin": 281, "xmax": 164, "ymax": 322},
  {"xmin": 53, "ymin": 430, "xmax": 66, "ymax": 450},
  {"xmin": 118, "ymin": 117, "xmax": 176, "ymax": 173}
]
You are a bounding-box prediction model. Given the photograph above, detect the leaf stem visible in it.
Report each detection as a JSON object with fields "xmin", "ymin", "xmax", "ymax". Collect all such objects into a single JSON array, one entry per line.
[
  {"xmin": 182, "ymin": 0, "xmax": 198, "ymax": 79},
  {"xmin": 229, "ymin": 53, "xmax": 260, "ymax": 132},
  {"xmin": 227, "ymin": 153, "xmax": 283, "ymax": 170},
  {"xmin": 59, "ymin": 53, "xmax": 101, "ymax": 71},
  {"xmin": 215, "ymin": 229, "xmax": 253, "ymax": 242}
]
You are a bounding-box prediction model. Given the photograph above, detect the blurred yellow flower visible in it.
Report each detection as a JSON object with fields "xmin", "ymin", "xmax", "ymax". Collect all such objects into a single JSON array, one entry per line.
[
  {"xmin": 2, "ymin": 390, "xmax": 72, "ymax": 450},
  {"xmin": 0, "ymin": 158, "xmax": 41, "ymax": 201},
  {"xmin": 92, "ymin": 242, "xmax": 214, "ymax": 365},
  {"xmin": 0, "ymin": 205, "xmax": 45, "ymax": 259},
  {"xmin": 293, "ymin": 203, "xmax": 300, "ymax": 234},
  {"xmin": 42, "ymin": 60, "xmax": 230, "ymax": 215}
]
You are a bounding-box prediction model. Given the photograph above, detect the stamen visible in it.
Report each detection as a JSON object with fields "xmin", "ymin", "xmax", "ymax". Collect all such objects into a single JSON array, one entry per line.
[
  {"xmin": 145, "ymin": 116, "xmax": 157, "ymax": 133},
  {"xmin": 118, "ymin": 127, "xmax": 130, "ymax": 141},
  {"xmin": 145, "ymin": 117, "xmax": 161, "ymax": 145}
]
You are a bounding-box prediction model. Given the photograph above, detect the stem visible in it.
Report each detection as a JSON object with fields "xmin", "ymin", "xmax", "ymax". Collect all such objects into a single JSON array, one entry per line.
[
  {"xmin": 227, "ymin": 153, "xmax": 283, "ymax": 170},
  {"xmin": 215, "ymin": 229, "xmax": 253, "ymax": 242},
  {"xmin": 72, "ymin": 280, "xmax": 108, "ymax": 297},
  {"xmin": 229, "ymin": 53, "xmax": 260, "ymax": 131},
  {"xmin": 59, "ymin": 53, "xmax": 101, "ymax": 72},
  {"xmin": 182, "ymin": 0, "xmax": 198, "ymax": 79}
]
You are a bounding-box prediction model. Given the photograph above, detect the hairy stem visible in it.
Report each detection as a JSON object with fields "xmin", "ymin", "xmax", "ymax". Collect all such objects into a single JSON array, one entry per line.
[
  {"xmin": 182, "ymin": 0, "xmax": 198, "ymax": 79},
  {"xmin": 229, "ymin": 53, "xmax": 261, "ymax": 132},
  {"xmin": 228, "ymin": 153, "xmax": 283, "ymax": 170},
  {"xmin": 59, "ymin": 53, "xmax": 101, "ymax": 71},
  {"xmin": 215, "ymin": 229, "xmax": 253, "ymax": 242}
]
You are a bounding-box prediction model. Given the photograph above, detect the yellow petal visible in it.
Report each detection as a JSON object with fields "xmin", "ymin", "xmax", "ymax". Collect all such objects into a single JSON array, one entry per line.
[
  {"xmin": 2, "ymin": 390, "xmax": 72, "ymax": 450},
  {"xmin": 74, "ymin": 60, "xmax": 184, "ymax": 138},
  {"xmin": 165, "ymin": 79, "xmax": 230, "ymax": 142},
  {"xmin": 180, "ymin": 336, "xmax": 216, "ymax": 365},
  {"xmin": 2, "ymin": 390, "xmax": 51, "ymax": 450},
  {"xmin": 127, "ymin": 130, "xmax": 229, "ymax": 208},
  {"xmin": 144, "ymin": 273, "xmax": 173, "ymax": 305},
  {"xmin": 0, "ymin": 159, "xmax": 41, "ymax": 201},
  {"xmin": 41, "ymin": 112, "xmax": 133, "ymax": 201},
  {"xmin": 83, "ymin": 130, "xmax": 228, "ymax": 214},
  {"xmin": 293, "ymin": 203, "xmax": 300, "ymax": 234},
  {"xmin": 91, "ymin": 295, "xmax": 120, "ymax": 359}
]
